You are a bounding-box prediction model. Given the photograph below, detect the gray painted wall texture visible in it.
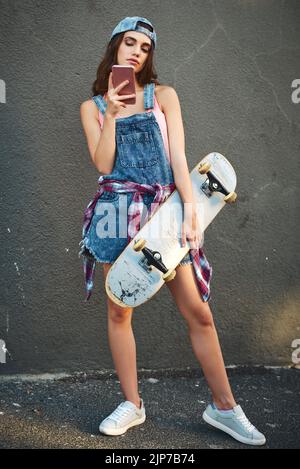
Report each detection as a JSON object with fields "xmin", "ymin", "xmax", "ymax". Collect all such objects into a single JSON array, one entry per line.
[{"xmin": 0, "ymin": 0, "xmax": 299, "ymax": 375}]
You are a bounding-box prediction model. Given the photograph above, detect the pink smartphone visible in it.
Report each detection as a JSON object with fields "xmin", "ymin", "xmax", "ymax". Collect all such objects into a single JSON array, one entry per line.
[{"xmin": 112, "ymin": 65, "xmax": 136, "ymax": 105}]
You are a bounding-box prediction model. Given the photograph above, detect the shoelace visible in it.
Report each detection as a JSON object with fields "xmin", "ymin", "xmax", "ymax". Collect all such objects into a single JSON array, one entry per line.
[
  {"xmin": 236, "ymin": 413, "xmax": 255, "ymax": 432},
  {"xmin": 109, "ymin": 404, "xmax": 135, "ymax": 424}
]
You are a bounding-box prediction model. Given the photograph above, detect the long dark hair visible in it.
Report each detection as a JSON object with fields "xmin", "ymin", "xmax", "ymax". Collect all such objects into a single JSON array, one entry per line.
[{"xmin": 91, "ymin": 24, "xmax": 161, "ymax": 97}]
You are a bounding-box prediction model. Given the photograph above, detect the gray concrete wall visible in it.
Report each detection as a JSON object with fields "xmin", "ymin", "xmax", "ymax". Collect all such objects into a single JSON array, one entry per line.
[{"xmin": 0, "ymin": 0, "xmax": 299, "ymax": 374}]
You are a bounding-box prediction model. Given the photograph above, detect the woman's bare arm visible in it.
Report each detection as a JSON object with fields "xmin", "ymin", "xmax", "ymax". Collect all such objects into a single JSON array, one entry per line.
[
  {"xmin": 160, "ymin": 87, "xmax": 195, "ymax": 206},
  {"xmin": 80, "ymin": 100, "xmax": 116, "ymax": 174},
  {"xmin": 160, "ymin": 86, "xmax": 202, "ymax": 248}
]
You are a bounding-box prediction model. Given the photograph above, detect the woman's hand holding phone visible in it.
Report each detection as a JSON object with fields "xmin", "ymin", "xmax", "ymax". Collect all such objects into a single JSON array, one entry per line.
[{"xmin": 105, "ymin": 72, "xmax": 136, "ymax": 118}]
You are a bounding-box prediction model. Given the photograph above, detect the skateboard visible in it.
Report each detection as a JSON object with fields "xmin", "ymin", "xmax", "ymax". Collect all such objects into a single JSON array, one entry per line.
[{"xmin": 105, "ymin": 152, "xmax": 237, "ymax": 308}]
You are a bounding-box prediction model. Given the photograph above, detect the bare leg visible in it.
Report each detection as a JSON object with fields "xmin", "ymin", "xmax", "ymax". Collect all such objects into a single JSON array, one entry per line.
[
  {"xmin": 166, "ymin": 263, "xmax": 237, "ymax": 410},
  {"xmin": 103, "ymin": 263, "xmax": 141, "ymax": 408}
]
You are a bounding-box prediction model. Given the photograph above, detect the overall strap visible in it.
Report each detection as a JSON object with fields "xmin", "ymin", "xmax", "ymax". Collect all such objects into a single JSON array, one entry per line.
[
  {"xmin": 144, "ymin": 82, "xmax": 155, "ymax": 110},
  {"xmin": 92, "ymin": 94, "xmax": 107, "ymax": 116}
]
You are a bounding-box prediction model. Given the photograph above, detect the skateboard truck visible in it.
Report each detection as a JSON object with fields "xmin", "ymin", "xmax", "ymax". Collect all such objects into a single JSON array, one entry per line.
[
  {"xmin": 198, "ymin": 162, "xmax": 237, "ymax": 203},
  {"xmin": 133, "ymin": 239, "xmax": 176, "ymax": 282}
]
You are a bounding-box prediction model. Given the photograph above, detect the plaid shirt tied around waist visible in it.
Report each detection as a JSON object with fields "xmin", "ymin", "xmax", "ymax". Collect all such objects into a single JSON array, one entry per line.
[{"xmin": 78, "ymin": 176, "xmax": 212, "ymax": 303}]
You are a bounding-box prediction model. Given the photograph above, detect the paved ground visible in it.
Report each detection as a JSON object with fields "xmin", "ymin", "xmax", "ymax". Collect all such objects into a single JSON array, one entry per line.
[{"xmin": 0, "ymin": 367, "xmax": 299, "ymax": 449}]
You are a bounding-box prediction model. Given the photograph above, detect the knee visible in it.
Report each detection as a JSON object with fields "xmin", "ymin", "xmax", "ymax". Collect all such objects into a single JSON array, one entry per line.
[
  {"xmin": 107, "ymin": 299, "xmax": 133, "ymax": 323},
  {"xmin": 185, "ymin": 303, "xmax": 215, "ymax": 330}
]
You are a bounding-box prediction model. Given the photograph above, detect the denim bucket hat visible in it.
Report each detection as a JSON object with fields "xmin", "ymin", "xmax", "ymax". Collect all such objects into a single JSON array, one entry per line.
[{"xmin": 110, "ymin": 16, "xmax": 157, "ymax": 49}]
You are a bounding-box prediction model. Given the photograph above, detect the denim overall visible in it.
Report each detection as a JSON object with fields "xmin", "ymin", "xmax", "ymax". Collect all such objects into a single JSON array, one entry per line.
[{"xmin": 82, "ymin": 82, "xmax": 192, "ymax": 266}]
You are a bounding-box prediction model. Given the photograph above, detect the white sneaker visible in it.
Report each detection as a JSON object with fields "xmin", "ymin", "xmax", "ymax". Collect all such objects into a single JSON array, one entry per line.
[
  {"xmin": 203, "ymin": 403, "xmax": 266, "ymax": 446},
  {"xmin": 99, "ymin": 399, "xmax": 146, "ymax": 436}
]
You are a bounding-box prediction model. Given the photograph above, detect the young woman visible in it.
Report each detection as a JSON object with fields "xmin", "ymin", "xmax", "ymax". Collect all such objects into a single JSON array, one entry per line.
[{"xmin": 79, "ymin": 16, "xmax": 266, "ymax": 446}]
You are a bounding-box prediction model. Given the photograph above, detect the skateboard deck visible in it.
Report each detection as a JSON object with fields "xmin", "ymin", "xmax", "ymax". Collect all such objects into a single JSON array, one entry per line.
[{"xmin": 105, "ymin": 152, "xmax": 237, "ymax": 307}]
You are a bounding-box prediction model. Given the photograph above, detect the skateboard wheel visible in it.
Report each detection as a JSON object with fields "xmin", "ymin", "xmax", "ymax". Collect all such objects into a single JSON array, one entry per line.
[
  {"xmin": 198, "ymin": 162, "xmax": 211, "ymax": 174},
  {"xmin": 224, "ymin": 191, "xmax": 237, "ymax": 203},
  {"xmin": 133, "ymin": 239, "xmax": 146, "ymax": 251},
  {"xmin": 162, "ymin": 269, "xmax": 176, "ymax": 282}
]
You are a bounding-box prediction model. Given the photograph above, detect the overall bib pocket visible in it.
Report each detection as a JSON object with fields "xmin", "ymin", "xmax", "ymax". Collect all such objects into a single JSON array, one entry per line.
[{"xmin": 117, "ymin": 131, "xmax": 159, "ymax": 168}]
